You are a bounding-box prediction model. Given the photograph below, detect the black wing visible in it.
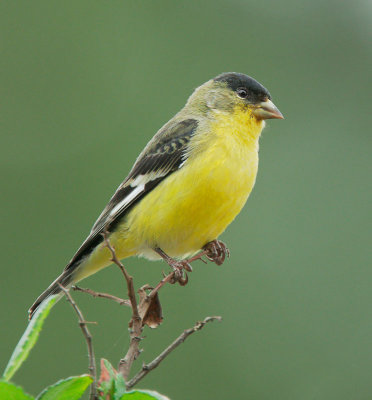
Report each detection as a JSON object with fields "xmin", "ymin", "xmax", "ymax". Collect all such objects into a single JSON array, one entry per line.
[{"xmin": 64, "ymin": 118, "xmax": 198, "ymax": 270}]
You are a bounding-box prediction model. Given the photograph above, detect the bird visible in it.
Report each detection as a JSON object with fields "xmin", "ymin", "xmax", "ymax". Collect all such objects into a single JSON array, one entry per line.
[{"xmin": 28, "ymin": 72, "xmax": 283, "ymax": 319}]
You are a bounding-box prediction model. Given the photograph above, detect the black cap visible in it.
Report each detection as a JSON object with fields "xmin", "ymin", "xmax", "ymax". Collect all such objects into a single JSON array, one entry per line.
[{"xmin": 214, "ymin": 72, "xmax": 271, "ymax": 102}]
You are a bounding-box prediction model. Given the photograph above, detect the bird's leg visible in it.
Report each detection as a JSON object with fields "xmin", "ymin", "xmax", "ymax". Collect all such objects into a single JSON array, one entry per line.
[
  {"xmin": 154, "ymin": 248, "xmax": 192, "ymax": 286},
  {"xmin": 202, "ymin": 240, "xmax": 230, "ymax": 266}
]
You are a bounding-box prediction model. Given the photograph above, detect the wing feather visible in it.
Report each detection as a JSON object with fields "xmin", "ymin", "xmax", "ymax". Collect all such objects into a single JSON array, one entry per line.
[{"xmin": 64, "ymin": 118, "xmax": 198, "ymax": 270}]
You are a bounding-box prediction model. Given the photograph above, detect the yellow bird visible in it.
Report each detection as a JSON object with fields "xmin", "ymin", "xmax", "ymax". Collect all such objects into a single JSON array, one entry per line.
[{"xmin": 29, "ymin": 72, "xmax": 283, "ymax": 319}]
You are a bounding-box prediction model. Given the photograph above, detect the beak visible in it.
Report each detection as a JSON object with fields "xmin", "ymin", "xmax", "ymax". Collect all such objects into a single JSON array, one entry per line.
[{"xmin": 252, "ymin": 99, "xmax": 284, "ymax": 120}]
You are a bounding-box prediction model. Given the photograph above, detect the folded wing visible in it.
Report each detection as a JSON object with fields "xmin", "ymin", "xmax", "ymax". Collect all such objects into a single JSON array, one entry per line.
[{"xmin": 64, "ymin": 118, "xmax": 199, "ymax": 270}]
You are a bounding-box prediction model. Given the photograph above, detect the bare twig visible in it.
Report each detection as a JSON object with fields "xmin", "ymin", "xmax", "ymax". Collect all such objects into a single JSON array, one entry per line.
[
  {"xmin": 147, "ymin": 271, "xmax": 176, "ymax": 300},
  {"xmin": 126, "ymin": 316, "xmax": 222, "ymax": 389},
  {"xmin": 100, "ymin": 231, "xmax": 224, "ymax": 384},
  {"xmin": 58, "ymin": 284, "xmax": 97, "ymax": 400},
  {"xmin": 72, "ymin": 285, "xmax": 131, "ymax": 307},
  {"xmin": 127, "ymin": 252, "xmax": 209, "ymax": 327},
  {"xmin": 102, "ymin": 231, "xmax": 142, "ymax": 381}
]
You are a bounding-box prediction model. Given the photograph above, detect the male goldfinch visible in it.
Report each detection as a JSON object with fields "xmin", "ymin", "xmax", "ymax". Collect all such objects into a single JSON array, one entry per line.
[{"xmin": 29, "ymin": 72, "xmax": 283, "ymax": 319}]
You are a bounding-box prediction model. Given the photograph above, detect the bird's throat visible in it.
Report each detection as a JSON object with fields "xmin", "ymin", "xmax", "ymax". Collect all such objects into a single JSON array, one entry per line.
[{"xmin": 211, "ymin": 106, "xmax": 264, "ymax": 146}]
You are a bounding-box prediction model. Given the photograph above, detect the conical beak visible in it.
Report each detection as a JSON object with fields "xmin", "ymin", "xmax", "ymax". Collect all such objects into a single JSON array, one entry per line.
[{"xmin": 252, "ymin": 99, "xmax": 284, "ymax": 120}]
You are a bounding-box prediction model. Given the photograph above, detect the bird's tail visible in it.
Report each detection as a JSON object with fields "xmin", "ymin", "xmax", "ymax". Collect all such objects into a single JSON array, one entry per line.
[{"xmin": 28, "ymin": 269, "xmax": 74, "ymax": 320}]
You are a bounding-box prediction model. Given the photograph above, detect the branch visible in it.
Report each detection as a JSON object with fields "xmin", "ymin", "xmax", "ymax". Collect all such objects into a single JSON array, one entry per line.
[
  {"xmin": 147, "ymin": 271, "xmax": 176, "ymax": 300},
  {"xmin": 102, "ymin": 231, "xmax": 142, "ymax": 381},
  {"xmin": 100, "ymin": 232, "xmax": 225, "ymax": 383},
  {"xmin": 58, "ymin": 284, "xmax": 97, "ymax": 400},
  {"xmin": 72, "ymin": 285, "xmax": 131, "ymax": 307},
  {"xmin": 126, "ymin": 316, "xmax": 222, "ymax": 389}
]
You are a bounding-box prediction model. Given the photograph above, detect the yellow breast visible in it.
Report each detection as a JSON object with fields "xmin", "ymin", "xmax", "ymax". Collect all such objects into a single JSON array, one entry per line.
[{"xmin": 120, "ymin": 107, "xmax": 264, "ymax": 259}]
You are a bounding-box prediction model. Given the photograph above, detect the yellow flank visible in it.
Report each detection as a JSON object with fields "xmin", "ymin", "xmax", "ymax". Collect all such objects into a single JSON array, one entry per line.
[{"xmin": 74, "ymin": 106, "xmax": 264, "ymax": 282}]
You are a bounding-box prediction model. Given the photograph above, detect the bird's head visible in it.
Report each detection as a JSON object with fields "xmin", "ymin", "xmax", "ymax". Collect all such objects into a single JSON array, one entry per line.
[{"xmin": 188, "ymin": 72, "xmax": 283, "ymax": 121}]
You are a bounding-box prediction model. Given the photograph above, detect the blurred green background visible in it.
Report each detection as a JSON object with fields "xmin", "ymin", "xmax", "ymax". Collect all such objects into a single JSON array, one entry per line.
[{"xmin": 1, "ymin": 1, "xmax": 371, "ymax": 399}]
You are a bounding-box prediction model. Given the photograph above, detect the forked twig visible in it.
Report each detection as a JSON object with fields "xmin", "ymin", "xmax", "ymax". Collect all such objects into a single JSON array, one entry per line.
[
  {"xmin": 91, "ymin": 232, "xmax": 225, "ymax": 385},
  {"xmin": 58, "ymin": 283, "xmax": 97, "ymax": 400},
  {"xmin": 126, "ymin": 316, "xmax": 222, "ymax": 389}
]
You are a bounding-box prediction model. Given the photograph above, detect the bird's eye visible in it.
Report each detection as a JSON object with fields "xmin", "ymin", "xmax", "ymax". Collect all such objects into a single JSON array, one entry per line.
[{"xmin": 237, "ymin": 88, "xmax": 248, "ymax": 99}]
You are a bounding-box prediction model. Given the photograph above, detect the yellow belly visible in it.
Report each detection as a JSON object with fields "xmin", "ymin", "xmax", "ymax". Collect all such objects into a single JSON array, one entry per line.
[{"xmin": 120, "ymin": 117, "xmax": 261, "ymax": 259}]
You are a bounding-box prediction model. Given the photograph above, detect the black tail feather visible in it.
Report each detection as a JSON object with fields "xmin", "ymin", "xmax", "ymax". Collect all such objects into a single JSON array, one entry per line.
[{"xmin": 28, "ymin": 269, "xmax": 73, "ymax": 320}]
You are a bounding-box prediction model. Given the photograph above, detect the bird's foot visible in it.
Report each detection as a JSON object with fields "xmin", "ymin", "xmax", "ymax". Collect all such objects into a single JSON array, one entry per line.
[
  {"xmin": 202, "ymin": 240, "xmax": 230, "ymax": 266},
  {"xmin": 168, "ymin": 259, "xmax": 192, "ymax": 286},
  {"xmin": 155, "ymin": 248, "xmax": 191, "ymax": 286}
]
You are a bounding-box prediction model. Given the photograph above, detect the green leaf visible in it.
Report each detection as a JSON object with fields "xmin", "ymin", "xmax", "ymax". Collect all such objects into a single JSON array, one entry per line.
[
  {"xmin": 36, "ymin": 375, "xmax": 92, "ymax": 400},
  {"xmin": 2, "ymin": 296, "xmax": 57, "ymax": 381},
  {"xmin": 97, "ymin": 358, "xmax": 126, "ymax": 399},
  {"xmin": 98, "ymin": 359, "xmax": 117, "ymax": 398},
  {"xmin": 113, "ymin": 373, "xmax": 127, "ymax": 400},
  {"xmin": 0, "ymin": 380, "xmax": 34, "ymax": 400},
  {"xmin": 120, "ymin": 390, "xmax": 170, "ymax": 400},
  {"xmin": 102, "ymin": 359, "xmax": 117, "ymax": 378}
]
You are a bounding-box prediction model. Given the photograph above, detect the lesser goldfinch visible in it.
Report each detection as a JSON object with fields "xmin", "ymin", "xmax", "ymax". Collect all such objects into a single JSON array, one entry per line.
[{"xmin": 29, "ymin": 72, "xmax": 283, "ymax": 319}]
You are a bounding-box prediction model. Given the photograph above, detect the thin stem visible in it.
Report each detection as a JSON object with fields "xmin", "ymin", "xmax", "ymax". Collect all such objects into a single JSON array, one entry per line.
[
  {"xmin": 102, "ymin": 231, "xmax": 142, "ymax": 381},
  {"xmin": 147, "ymin": 271, "xmax": 176, "ymax": 300},
  {"xmin": 58, "ymin": 284, "xmax": 97, "ymax": 400},
  {"xmin": 72, "ymin": 285, "xmax": 131, "ymax": 307},
  {"xmin": 126, "ymin": 316, "xmax": 222, "ymax": 389}
]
